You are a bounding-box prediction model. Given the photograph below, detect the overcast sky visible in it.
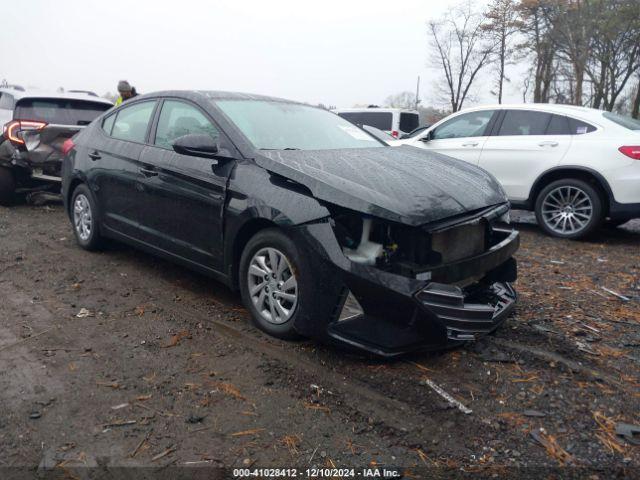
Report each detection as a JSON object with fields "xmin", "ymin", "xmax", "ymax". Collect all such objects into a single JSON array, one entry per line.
[{"xmin": 1, "ymin": 0, "xmax": 525, "ymax": 108}]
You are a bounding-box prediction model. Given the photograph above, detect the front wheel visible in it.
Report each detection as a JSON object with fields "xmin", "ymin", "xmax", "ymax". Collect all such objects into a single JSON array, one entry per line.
[
  {"xmin": 70, "ymin": 184, "xmax": 103, "ymax": 250},
  {"xmin": 534, "ymin": 179, "xmax": 603, "ymax": 239},
  {"xmin": 239, "ymin": 229, "xmax": 305, "ymax": 339}
]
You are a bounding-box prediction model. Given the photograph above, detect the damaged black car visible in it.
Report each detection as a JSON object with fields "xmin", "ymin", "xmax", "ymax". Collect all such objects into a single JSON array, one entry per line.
[
  {"xmin": 0, "ymin": 86, "xmax": 113, "ymax": 204},
  {"xmin": 61, "ymin": 91, "xmax": 519, "ymax": 356}
]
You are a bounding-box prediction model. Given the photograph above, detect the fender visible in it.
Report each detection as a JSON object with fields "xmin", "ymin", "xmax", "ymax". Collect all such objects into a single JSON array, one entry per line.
[
  {"xmin": 522, "ymin": 165, "xmax": 615, "ymax": 209},
  {"xmin": 222, "ymin": 162, "xmax": 331, "ymax": 285}
]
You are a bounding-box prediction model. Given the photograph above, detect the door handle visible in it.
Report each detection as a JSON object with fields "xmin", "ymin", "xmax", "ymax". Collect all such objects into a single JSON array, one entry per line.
[
  {"xmin": 462, "ymin": 142, "xmax": 479, "ymax": 147},
  {"xmin": 538, "ymin": 141, "xmax": 559, "ymax": 147},
  {"xmin": 88, "ymin": 151, "xmax": 101, "ymax": 161},
  {"xmin": 139, "ymin": 166, "xmax": 158, "ymax": 177}
]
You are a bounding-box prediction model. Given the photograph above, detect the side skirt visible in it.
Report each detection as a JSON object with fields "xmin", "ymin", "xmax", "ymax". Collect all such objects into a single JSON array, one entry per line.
[{"xmin": 101, "ymin": 224, "xmax": 232, "ymax": 288}]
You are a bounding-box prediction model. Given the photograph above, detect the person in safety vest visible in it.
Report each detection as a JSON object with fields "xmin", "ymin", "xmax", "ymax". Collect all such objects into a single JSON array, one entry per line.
[{"xmin": 115, "ymin": 80, "xmax": 138, "ymax": 106}]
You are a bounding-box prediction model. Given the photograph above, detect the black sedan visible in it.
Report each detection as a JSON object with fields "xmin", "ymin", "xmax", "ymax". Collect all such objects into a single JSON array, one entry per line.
[{"xmin": 62, "ymin": 91, "xmax": 519, "ymax": 357}]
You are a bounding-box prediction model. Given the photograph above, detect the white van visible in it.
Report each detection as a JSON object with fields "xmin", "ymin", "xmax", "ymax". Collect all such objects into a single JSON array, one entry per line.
[{"xmin": 333, "ymin": 107, "xmax": 420, "ymax": 138}]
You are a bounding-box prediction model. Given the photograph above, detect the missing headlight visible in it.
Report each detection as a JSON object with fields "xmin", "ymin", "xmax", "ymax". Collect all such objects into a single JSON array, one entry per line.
[{"xmin": 329, "ymin": 207, "xmax": 494, "ymax": 281}]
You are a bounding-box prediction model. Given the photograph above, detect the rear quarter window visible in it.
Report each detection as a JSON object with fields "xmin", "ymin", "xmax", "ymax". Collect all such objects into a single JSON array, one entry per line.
[
  {"xmin": 338, "ymin": 111, "xmax": 393, "ymax": 131},
  {"xmin": 568, "ymin": 117, "xmax": 596, "ymax": 134},
  {"xmin": 399, "ymin": 113, "xmax": 419, "ymax": 133},
  {"xmin": 14, "ymin": 98, "xmax": 111, "ymax": 125},
  {"xmin": 544, "ymin": 114, "xmax": 596, "ymax": 135}
]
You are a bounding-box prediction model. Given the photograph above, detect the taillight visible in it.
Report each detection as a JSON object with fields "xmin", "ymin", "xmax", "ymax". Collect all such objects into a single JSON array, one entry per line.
[
  {"xmin": 2, "ymin": 120, "xmax": 47, "ymax": 145},
  {"xmin": 391, "ymin": 130, "xmax": 399, "ymax": 138},
  {"xmin": 619, "ymin": 146, "xmax": 640, "ymax": 160},
  {"xmin": 61, "ymin": 138, "xmax": 75, "ymax": 155}
]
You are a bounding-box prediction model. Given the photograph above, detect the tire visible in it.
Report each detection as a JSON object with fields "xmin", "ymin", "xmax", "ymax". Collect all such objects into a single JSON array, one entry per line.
[
  {"xmin": 238, "ymin": 228, "xmax": 320, "ymax": 340},
  {"xmin": 0, "ymin": 167, "xmax": 16, "ymax": 206},
  {"xmin": 534, "ymin": 178, "xmax": 603, "ymax": 239},
  {"xmin": 70, "ymin": 184, "xmax": 102, "ymax": 250}
]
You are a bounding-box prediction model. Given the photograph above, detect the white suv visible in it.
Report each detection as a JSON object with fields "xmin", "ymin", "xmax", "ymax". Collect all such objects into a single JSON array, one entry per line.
[
  {"xmin": 334, "ymin": 108, "xmax": 420, "ymax": 139},
  {"xmin": 395, "ymin": 104, "xmax": 640, "ymax": 238}
]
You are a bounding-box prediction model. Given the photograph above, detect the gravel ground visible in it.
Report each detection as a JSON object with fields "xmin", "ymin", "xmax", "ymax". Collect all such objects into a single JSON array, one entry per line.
[{"xmin": 0, "ymin": 203, "xmax": 638, "ymax": 477}]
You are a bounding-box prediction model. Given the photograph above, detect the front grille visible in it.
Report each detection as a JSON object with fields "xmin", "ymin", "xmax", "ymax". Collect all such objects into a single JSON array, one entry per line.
[{"xmin": 416, "ymin": 282, "xmax": 516, "ymax": 341}]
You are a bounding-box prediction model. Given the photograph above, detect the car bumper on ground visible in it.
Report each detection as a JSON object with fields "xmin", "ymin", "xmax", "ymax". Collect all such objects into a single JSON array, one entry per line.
[{"xmin": 291, "ymin": 222, "xmax": 519, "ymax": 357}]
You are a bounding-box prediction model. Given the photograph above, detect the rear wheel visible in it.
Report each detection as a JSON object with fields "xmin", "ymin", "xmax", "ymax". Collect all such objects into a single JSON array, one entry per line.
[
  {"xmin": 0, "ymin": 167, "xmax": 16, "ymax": 206},
  {"xmin": 71, "ymin": 184, "xmax": 102, "ymax": 250},
  {"xmin": 535, "ymin": 179, "xmax": 603, "ymax": 239}
]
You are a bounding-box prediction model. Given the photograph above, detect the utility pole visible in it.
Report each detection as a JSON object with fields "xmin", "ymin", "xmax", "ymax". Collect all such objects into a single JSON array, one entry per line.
[{"xmin": 415, "ymin": 75, "xmax": 421, "ymax": 110}]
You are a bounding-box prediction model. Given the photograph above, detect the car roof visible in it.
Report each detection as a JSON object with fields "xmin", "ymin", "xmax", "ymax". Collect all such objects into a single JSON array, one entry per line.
[
  {"xmin": 0, "ymin": 87, "xmax": 113, "ymax": 105},
  {"xmin": 458, "ymin": 103, "xmax": 607, "ymax": 121},
  {"xmin": 132, "ymin": 90, "xmax": 303, "ymax": 105},
  {"xmin": 333, "ymin": 108, "xmax": 419, "ymax": 114}
]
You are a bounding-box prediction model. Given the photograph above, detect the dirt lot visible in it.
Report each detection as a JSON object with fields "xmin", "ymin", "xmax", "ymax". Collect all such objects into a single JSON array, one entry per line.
[{"xmin": 0, "ymin": 202, "xmax": 638, "ymax": 476}]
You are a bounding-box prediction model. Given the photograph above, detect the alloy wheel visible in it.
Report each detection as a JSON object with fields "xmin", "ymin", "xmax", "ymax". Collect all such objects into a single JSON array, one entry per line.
[
  {"xmin": 247, "ymin": 247, "xmax": 298, "ymax": 325},
  {"xmin": 73, "ymin": 194, "xmax": 92, "ymax": 241},
  {"xmin": 540, "ymin": 185, "xmax": 593, "ymax": 235}
]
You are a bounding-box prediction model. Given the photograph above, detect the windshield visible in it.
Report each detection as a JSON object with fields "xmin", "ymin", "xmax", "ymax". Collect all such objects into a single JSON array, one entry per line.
[
  {"xmin": 216, "ymin": 100, "xmax": 384, "ymax": 150},
  {"xmin": 15, "ymin": 98, "xmax": 111, "ymax": 125},
  {"xmin": 602, "ymin": 112, "xmax": 640, "ymax": 131},
  {"xmin": 403, "ymin": 125, "xmax": 428, "ymax": 138}
]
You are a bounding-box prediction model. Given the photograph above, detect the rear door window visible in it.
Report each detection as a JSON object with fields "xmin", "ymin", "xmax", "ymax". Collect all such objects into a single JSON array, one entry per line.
[
  {"xmin": 498, "ymin": 110, "xmax": 551, "ymax": 136},
  {"xmin": 14, "ymin": 98, "xmax": 111, "ymax": 125},
  {"xmin": 111, "ymin": 101, "xmax": 156, "ymax": 143},
  {"xmin": 338, "ymin": 111, "xmax": 393, "ymax": 131},
  {"xmin": 154, "ymin": 100, "xmax": 219, "ymax": 149},
  {"xmin": 546, "ymin": 115, "xmax": 571, "ymax": 135},
  {"xmin": 399, "ymin": 113, "xmax": 419, "ymax": 132},
  {"xmin": 432, "ymin": 110, "xmax": 495, "ymax": 140}
]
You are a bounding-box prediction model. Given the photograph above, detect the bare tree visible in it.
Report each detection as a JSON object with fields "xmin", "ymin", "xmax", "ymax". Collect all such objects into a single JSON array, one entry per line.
[
  {"xmin": 384, "ymin": 91, "xmax": 418, "ymax": 109},
  {"xmin": 517, "ymin": 0, "xmax": 556, "ymax": 102},
  {"xmin": 632, "ymin": 77, "xmax": 640, "ymax": 119},
  {"xmin": 584, "ymin": 0, "xmax": 640, "ymax": 111},
  {"xmin": 428, "ymin": 1, "xmax": 494, "ymax": 112},
  {"xmin": 482, "ymin": 0, "xmax": 523, "ymax": 103},
  {"xmin": 539, "ymin": 0, "xmax": 594, "ymax": 105}
]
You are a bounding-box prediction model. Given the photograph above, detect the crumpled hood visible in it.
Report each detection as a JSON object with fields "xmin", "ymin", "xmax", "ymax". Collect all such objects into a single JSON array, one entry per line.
[{"xmin": 255, "ymin": 146, "xmax": 507, "ymax": 226}]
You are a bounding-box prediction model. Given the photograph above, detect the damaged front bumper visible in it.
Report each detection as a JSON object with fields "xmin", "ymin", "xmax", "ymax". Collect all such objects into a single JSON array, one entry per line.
[{"xmin": 290, "ymin": 221, "xmax": 519, "ymax": 357}]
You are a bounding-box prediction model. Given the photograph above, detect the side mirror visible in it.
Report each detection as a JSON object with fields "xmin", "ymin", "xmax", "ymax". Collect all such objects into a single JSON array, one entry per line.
[
  {"xmin": 172, "ymin": 133, "xmax": 220, "ymax": 158},
  {"xmin": 419, "ymin": 130, "xmax": 433, "ymax": 143}
]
